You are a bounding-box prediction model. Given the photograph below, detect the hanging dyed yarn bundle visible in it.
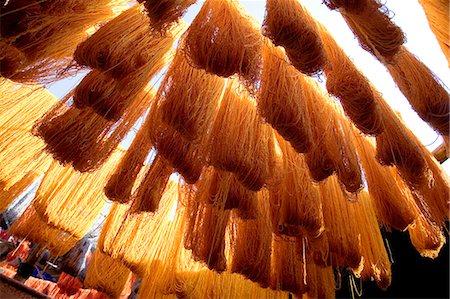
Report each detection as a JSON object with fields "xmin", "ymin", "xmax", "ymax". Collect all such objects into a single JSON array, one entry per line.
[
  {"xmin": 258, "ymin": 43, "xmax": 313, "ymax": 153},
  {"xmin": 408, "ymin": 214, "xmax": 445, "ymax": 259},
  {"xmin": 319, "ymin": 176, "xmax": 363, "ymax": 269},
  {"xmin": 137, "ymin": 0, "xmax": 196, "ymax": 32},
  {"xmin": 0, "ymin": 80, "xmax": 56, "ymax": 190},
  {"xmin": 318, "ymin": 25, "xmax": 384, "ymax": 135},
  {"xmin": 208, "ymin": 80, "xmax": 275, "ymax": 191},
  {"xmin": 229, "ymin": 191, "xmax": 272, "ymax": 287},
  {"xmin": 301, "ymin": 78, "xmax": 363, "ymax": 193},
  {"xmin": 150, "ymin": 103, "xmax": 206, "ymax": 184},
  {"xmin": 130, "ymin": 155, "xmax": 173, "ymax": 213},
  {"xmin": 195, "ymin": 167, "xmax": 258, "ymax": 220},
  {"xmin": 33, "ymin": 88, "xmax": 154, "ymax": 172},
  {"xmin": 0, "ymin": 0, "xmax": 126, "ymax": 83},
  {"xmin": 157, "ymin": 47, "xmax": 225, "ymax": 142},
  {"xmin": 182, "ymin": 0, "xmax": 263, "ymax": 92},
  {"xmin": 338, "ymin": 0, "xmax": 405, "ymax": 61},
  {"xmin": 9, "ymin": 206, "xmax": 79, "ymax": 256},
  {"xmin": 352, "ymin": 131, "xmax": 419, "ymax": 231},
  {"xmin": 270, "ymin": 236, "xmax": 310, "ymax": 297},
  {"xmin": 262, "ymin": 0, "xmax": 326, "ymax": 76},
  {"xmin": 31, "ymin": 150, "xmax": 122, "ymax": 242},
  {"xmin": 73, "ymin": 8, "xmax": 181, "ymax": 121},
  {"xmin": 104, "ymin": 116, "xmax": 154, "ymax": 203},
  {"xmin": 386, "ymin": 47, "xmax": 449, "ymax": 136},
  {"xmin": 418, "ymin": 0, "xmax": 449, "ymax": 66},
  {"xmin": 74, "ymin": 5, "xmax": 173, "ymax": 79},
  {"xmin": 84, "ymin": 249, "xmax": 133, "ymax": 298},
  {"xmin": 183, "ymin": 189, "xmax": 230, "ymax": 272},
  {"xmin": 327, "ymin": 0, "xmax": 449, "ymax": 136},
  {"xmin": 269, "ymin": 136, "xmax": 324, "ymax": 237}
]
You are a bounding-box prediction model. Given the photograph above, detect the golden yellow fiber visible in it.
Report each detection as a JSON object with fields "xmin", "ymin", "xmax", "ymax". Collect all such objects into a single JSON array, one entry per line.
[
  {"xmin": 9, "ymin": 206, "xmax": 79, "ymax": 256},
  {"xmin": 352, "ymin": 131, "xmax": 418, "ymax": 231},
  {"xmin": 0, "ymin": 171, "xmax": 39, "ymax": 214},
  {"xmin": 318, "ymin": 25, "xmax": 384, "ymax": 135},
  {"xmin": 74, "ymin": 5, "xmax": 177, "ymax": 79},
  {"xmin": 375, "ymin": 100, "xmax": 428, "ymax": 187},
  {"xmin": 387, "ymin": 47, "xmax": 449, "ymax": 136},
  {"xmin": 1, "ymin": 0, "xmax": 126, "ymax": 83},
  {"xmin": 131, "ymin": 154, "xmax": 173, "ymax": 213},
  {"xmin": 0, "ymin": 79, "xmax": 56, "ymax": 189},
  {"xmin": 197, "ymin": 167, "xmax": 258, "ymax": 220},
  {"xmin": 306, "ymin": 264, "xmax": 336, "ymax": 299},
  {"xmin": 184, "ymin": 191, "xmax": 230, "ymax": 272},
  {"xmin": 270, "ymin": 235, "xmax": 309, "ymax": 296},
  {"xmin": 418, "ymin": 0, "xmax": 449, "ymax": 66},
  {"xmin": 138, "ymin": 0, "xmax": 196, "ymax": 32},
  {"xmin": 322, "ymin": 0, "xmax": 368, "ymax": 13},
  {"xmin": 257, "ymin": 43, "xmax": 313, "ymax": 153},
  {"xmin": 84, "ymin": 249, "xmax": 132, "ymax": 298},
  {"xmin": 354, "ymin": 191, "xmax": 391, "ymax": 290},
  {"xmin": 105, "ymin": 116, "xmax": 154, "ymax": 203},
  {"xmin": 31, "ymin": 150, "xmax": 122, "ymax": 241},
  {"xmin": 339, "ymin": 0, "xmax": 405, "ymax": 61},
  {"xmin": 182, "ymin": 0, "xmax": 263, "ymax": 92},
  {"xmin": 270, "ymin": 136, "xmax": 324, "ymax": 237},
  {"xmin": 302, "ymin": 79, "xmax": 363, "ymax": 192},
  {"xmin": 98, "ymin": 181, "xmax": 183, "ymax": 276},
  {"xmin": 34, "ymin": 88, "xmax": 155, "ymax": 172},
  {"xmin": 408, "ymin": 215, "xmax": 445, "ymax": 259},
  {"xmin": 262, "ymin": 0, "xmax": 326, "ymax": 75},
  {"xmin": 208, "ymin": 80, "xmax": 275, "ymax": 191},
  {"xmin": 319, "ymin": 176, "xmax": 362, "ymax": 269},
  {"xmin": 158, "ymin": 48, "xmax": 225, "ymax": 142},
  {"xmin": 229, "ymin": 192, "xmax": 272, "ymax": 288}
]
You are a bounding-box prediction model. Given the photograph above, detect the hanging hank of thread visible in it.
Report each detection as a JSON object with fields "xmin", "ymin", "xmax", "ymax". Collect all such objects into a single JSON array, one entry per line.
[
  {"xmin": 183, "ymin": 188, "xmax": 230, "ymax": 272},
  {"xmin": 375, "ymin": 99, "xmax": 427, "ymax": 187},
  {"xmin": 270, "ymin": 235, "xmax": 310, "ymax": 297},
  {"xmin": 352, "ymin": 130, "xmax": 419, "ymax": 231},
  {"xmin": 150, "ymin": 106, "xmax": 206, "ymax": 184},
  {"xmin": 74, "ymin": 5, "xmax": 175, "ymax": 79},
  {"xmin": 318, "ymin": 24, "xmax": 384, "ymax": 135},
  {"xmin": 104, "ymin": 114, "xmax": 154, "ymax": 203},
  {"xmin": 0, "ymin": 171, "xmax": 40, "ymax": 214},
  {"xmin": 318, "ymin": 175, "xmax": 363, "ymax": 269},
  {"xmin": 418, "ymin": 0, "xmax": 449, "ymax": 66},
  {"xmin": 158, "ymin": 47, "xmax": 225, "ymax": 142},
  {"xmin": 386, "ymin": 46, "xmax": 449, "ymax": 136},
  {"xmin": 98, "ymin": 181, "xmax": 183, "ymax": 277},
  {"xmin": 31, "ymin": 150, "xmax": 123, "ymax": 243},
  {"xmin": 130, "ymin": 154, "xmax": 173, "ymax": 213},
  {"xmin": 269, "ymin": 135, "xmax": 324, "ymax": 238},
  {"xmin": 322, "ymin": 0, "xmax": 369, "ymax": 13},
  {"xmin": 408, "ymin": 214, "xmax": 445, "ymax": 259},
  {"xmin": 84, "ymin": 249, "xmax": 133, "ymax": 298},
  {"xmin": 262, "ymin": 0, "xmax": 326, "ymax": 76},
  {"xmin": 339, "ymin": 0, "xmax": 405, "ymax": 62},
  {"xmin": 306, "ymin": 264, "xmax": 336, "ymax": 299},
  {"xmin": 303, "ymin": 78, "xmax": 363, "ymax": 192},
  {"xmin": 182, "ymin": 0, "xmax": 262, "ymax": 93},
  {"xmin": 0, "ymin": 79, "xmax": 56, "ymax": 190},
  {"xmin": 9, "ymin": 206, "xmax": 79, "ymax": 256},
  {"xmin": 208, "ymin": 80, "xmax": 275, "ymax": 191},
  {"xmin": 199, "ymin": 167, "xmax": 258, "ymax": 220},
  {"xmin": 73, "ymin": 21, "xmax": 182, "ymax": 121},
  {"xmin": 0, "ymin": 0, "xmax": 126, "ymax": 83},
  {"xmin": 137, "ymin": 0, "xmax": 196, "ymax": 32},
  {"xmin": 33, "ymin": 88, "xmax": 154, "ymax": 172},
  {"xmin": 257, "ymin": 42, "xmax": 313, "ymax": 153},
  {"xmin": 353, "ymin": 191, "xmax": 391, "ymax": 290},
  {"xmin": 229, "ymin": 190, "xmax": 272, "ymax": 288}
]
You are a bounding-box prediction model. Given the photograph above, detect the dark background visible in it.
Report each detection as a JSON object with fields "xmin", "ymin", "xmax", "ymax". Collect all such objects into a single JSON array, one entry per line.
[{"xmin": 336, "ymin": 223, "xmax": 449, "ymax": 299}]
